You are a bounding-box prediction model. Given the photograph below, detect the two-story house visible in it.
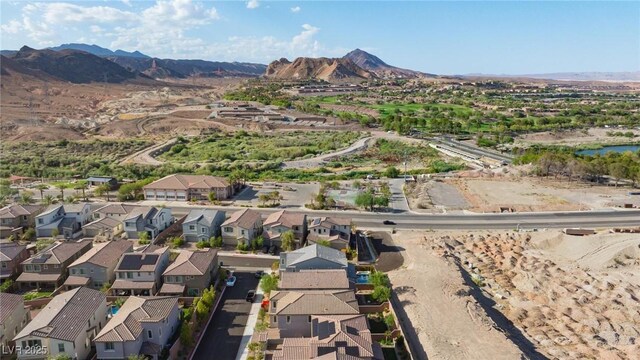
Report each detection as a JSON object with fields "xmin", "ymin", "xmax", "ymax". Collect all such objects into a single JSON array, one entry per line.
[
  {"xmin": 278, "ymin": 269, "xmax": 353, "ymax": 291},
  {"xmin": 13, "ymin": 287, "xmax": 108, "ymax": 360},
  {"xmin": 308, "ymin": 216, "xmax": 351, "ymax": 236},
  {"xmin": 0, "ymin": 204, "xmax": 43, "ymax": 239},
  {"xmin": 111, "ymin": 246, "xmax": 170, "ymax": 296},
  {"xmin": 263, "ymin": 210, "xmax": 307, "ymax": 248},
  {"xmin": 82, "ymin": 217, "xmax": 123, "ymax": 239},
  {"xmin": 65, "ymin": 240, "xmax": 133, "ymax": 290},
  {"xmin": 122, "ymin": 207, "xmax": 172, "ymax": 240},
  {"xmin": 268, "ymin": 289, "xmax": 360, "ymax": 338},
  {"xmin": 159, "ymin": 249, "xmax": 218, "ymax": 296},
  {"xmin": 221, "ymin": 209, "xmax": 263, "ymax": 246},
  {"xmin": 34, "ymin": 203, "xmax": 91, "ymax": 238},
  {"xmin": 182, "ymin": 209, "xmax": 226, "ymax": 242},
  {"xmin": 0, "ymin": 242, "xmax": 29, "ymax": 282},
  {"xmin": 0, "ymin": 293, "xmax": 30, "ymax": 347},
  {"xmin": 95, "ymin": 296, "xmax": 180, "ymax": 360},
  {"xmin": 272, "ymin": 315, "xmax": 384, "ymax": 360},
  {"xmin": 279, "ymin": 244, "xmax": 349, "ymax": 273},
  {"xmin": 16, "ymin": 240, "xmax": 92, "ymax": 289}
]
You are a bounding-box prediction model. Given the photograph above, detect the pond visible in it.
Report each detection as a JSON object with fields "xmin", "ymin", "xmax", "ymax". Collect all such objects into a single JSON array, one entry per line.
[{"xmin": 576, "ymin": 145, "xmax": 640, "ymax": 156}]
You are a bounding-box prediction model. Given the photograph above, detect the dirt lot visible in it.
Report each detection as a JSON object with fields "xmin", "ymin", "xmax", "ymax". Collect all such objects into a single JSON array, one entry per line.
[
  {"xmin": 389, "ymin": 229, "xmax": 640, "ymax": 360},
  {"xmin": 515, "ymin": 128, "xmax": 640, "ymax": 147}
]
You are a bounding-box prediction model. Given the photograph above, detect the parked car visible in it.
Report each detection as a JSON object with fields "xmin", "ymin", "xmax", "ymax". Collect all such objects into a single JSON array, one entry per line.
[
  {"xmin": 226, "ymin": 276, "xmax": 237, "ymax": 287},
  {"xmin": 254, "ymin": 270, "xmax": 265, "ymax": 279},
  {"xmin": 269, "ymin": 245, "xmax": 278, "ymax": 255},
  {"xmin": 246, "ymin": 290, "xmax": 256, "ymax": 302},
  {"xmin": 383, "ymin": 220, "xmax": 396, "ymax": 225}
]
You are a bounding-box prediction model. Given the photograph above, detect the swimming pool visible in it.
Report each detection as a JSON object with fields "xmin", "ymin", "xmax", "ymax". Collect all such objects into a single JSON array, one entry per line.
[
  {"xmin": 356, "ymin": 271, "xmax": 371, "ymax": 284},
  {"xmin": 109, "ymin": 306, "xmax": 119, "ymax": 316}
]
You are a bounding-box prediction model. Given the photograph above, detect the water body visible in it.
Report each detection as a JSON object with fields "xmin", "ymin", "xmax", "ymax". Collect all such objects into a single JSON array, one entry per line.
[{"xmin": 576, "ymin": 145, "xmax": 640, "ymax": 156}]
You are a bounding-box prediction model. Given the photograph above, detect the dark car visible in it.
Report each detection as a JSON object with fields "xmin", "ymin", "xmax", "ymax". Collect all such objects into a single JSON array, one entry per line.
[
  {"xmin": 254, "ymin": 270, "xmax": 265, "ymax": 279},
  {"xmin": 269, "ymin": 245, "xmax": 278, "ymax": 255},
  {"xmin": 383, "ymin": 220, "xmax": 396, "ymax": 225},
  {"xmin": 246, "ymin": 290, "xmax": 256, "ymax": 302}
]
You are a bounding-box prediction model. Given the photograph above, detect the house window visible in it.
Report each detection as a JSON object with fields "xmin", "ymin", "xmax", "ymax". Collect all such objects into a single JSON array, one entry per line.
[
  {"xmin": 105, "ymin": 342, "xmax": 114, "ymax": 351},
  {"xmin": 127, "ymin": 272, "xmax": 133, "ymax": 279},
  {"xmin": 201, "ymin": 227, "xmax": 207, "ymax": 233},
  {"xmin": 147, "ymin": 330, "xmax": 153, "ymax": 339},
  {"xmin": 272, "ymin": 301, "xmax": 277, "ymax": 309},
  {"xmin": 308, "ymin": 316, "xmax": 312, "ymax": 323},
  {"xmin": 241, "ymin": 229, "xmax": 246, "ymax": 235},
  {"xmin": 71, "ymin": 269, "xmax": 76, "ymax": 275},
  {"xmin": 286, "ymin": 316, "xmax": 291, "ymax": 323},
  {"xmin": 189, "ymin": 225, "xmax": 195, "ymax": 231},
  {"xmin": 58, "ymin": 343, "xmax": 65, "ymax": 352},
  {"xmin": 273, "ymin": 316, "xmax": 277, "ymax": 323},
  {"xmin": 1, "ymin": 262, "xmax": 6, "ymax": 269},
  {"xmin": 79, "ymin": 268, "xmax": 85, "ymax": 275},
  {"xmin": 38, "ymin": 219, "xmax": 43, "ymax": 224}
]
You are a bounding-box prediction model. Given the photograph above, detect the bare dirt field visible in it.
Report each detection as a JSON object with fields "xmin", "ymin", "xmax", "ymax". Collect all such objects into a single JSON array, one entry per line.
[
  {"xmin": 515, "ymin": 128, "xmax": 640, "ymax": 147},
  {"xmin": 389, "ymin": 229, "xmax": 640, "ymax": 360}
]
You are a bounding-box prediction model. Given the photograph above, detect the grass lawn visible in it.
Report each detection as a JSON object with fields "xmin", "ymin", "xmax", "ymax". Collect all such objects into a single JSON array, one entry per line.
[
  {"xmin": 160, "ymin": 131, "xmax": 366, "ymax": 163},
  {"xmin": 23, "ymin": 291, "xmax": 53, "ymax": 301},
  {"xmin": 371, "ymin": 103, "xmax": 473, "ymax": 117}
]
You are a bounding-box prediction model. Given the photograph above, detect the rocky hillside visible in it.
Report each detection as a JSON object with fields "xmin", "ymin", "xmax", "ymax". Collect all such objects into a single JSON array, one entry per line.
[
  {"xmin": 265, "ymin": 57, "xmax": 376, "ymax": 81},
  {"xmin": 8, "ymin": 46, "xmax": 141, "ymax": 84},
  {"xmin": 343, "ymin": 49, "xmax": 430, "ymax": 78},
  {"xmin": 110, "ymin": 57, "xmax": 266, "ymax": 79}
]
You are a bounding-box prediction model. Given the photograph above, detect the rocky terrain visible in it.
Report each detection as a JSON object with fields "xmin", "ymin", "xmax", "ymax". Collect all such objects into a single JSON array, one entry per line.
[
  {"xmin": 265, "ymin": 56, "xmax": 376, "ymax": 81},
  {"xmin": 344, "ymin": 48, "xmax": 430, "ymax": 78}
]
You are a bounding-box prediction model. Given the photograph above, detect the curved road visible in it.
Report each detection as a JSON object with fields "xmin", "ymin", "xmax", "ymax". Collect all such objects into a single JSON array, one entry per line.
[{"xmin": 282, "ymin": 136, "xmax": 374, "ymax": 169}]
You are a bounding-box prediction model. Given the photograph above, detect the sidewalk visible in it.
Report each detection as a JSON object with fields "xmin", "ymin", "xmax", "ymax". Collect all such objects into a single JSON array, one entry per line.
[{"xmin": 235, "ymin": 270, "xmax": 268, "ymax": 360}]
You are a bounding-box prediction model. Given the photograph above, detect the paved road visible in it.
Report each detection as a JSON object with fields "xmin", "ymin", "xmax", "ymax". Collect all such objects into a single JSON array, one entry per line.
[
  {"xmin": 164, "ymin": 203, "xmax": 640, "ymax": 230},
  {"xmin": 192, "ymin": 271, "xmax": 259, "ymax": 360},
  {"xmin": 434, "ymin": 137, "xmax": 513, "ymax": 163}
]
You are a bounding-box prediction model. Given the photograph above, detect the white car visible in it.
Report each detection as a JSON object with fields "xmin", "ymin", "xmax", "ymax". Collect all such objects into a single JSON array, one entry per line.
[{"xmin": 226, "ymin": 276, "xmax": 237, "ymax": 287}]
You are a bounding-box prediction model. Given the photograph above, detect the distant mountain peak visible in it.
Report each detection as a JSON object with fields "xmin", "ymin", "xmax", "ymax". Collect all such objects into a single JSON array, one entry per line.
[
  {"xmin": 343, "ymin": 48, "xmax": 430, "ymax": 79},
  {"xmin": 48, "ymin": 43, "xmax": 150, "ymax": 58}
]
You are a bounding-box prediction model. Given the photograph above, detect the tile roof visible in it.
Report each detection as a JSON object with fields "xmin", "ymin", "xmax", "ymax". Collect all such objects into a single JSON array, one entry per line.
[
  {"xmin": 70, "ymin": 240, "xmax": 132, "ymax": 269},
  {"xmin": 279, "ymin": 270, "xmax": 351, "ymax": 290},
  {"xmin": 270, "ymin": 290, "xmax": 359, "ymax": 316},
  {"xmin": 39, "ymin": 204, "xmax": 65, "ymax": 217},
  {"xmin": 123, "ymin": 206, "xmax": 157, "ymax": 222},
  {"xmin": 222, "ymin": 208, "xmax": 262, "ymax": 229},
  {"xmin": 16, "ymin": 272, "xmax": 62, "ymax": 282},
  {"xmin": 163, "ymin": 249, "xmax": 217, "ymax": 276},
  {"xmin": 94, "ymin": 203, "xmax": 141, "ymax": 215},
  {"xmin": 143, "ymin": 174, "xmax": 230, "ymax": 190},
  {"xmin": 22, "ymin": 240, "xmax": 92, "ymax": 265},
  {"xmin": 111, "ymin": 280, "xmax": 156, "ymax": 290},
  {"xmin": 0, "ymin": 204, "xmax": 42, "ymax": 219},
  {"xmin": 83, "ymin": 217, "xmax": 121, "ymax": 230},
  {"xmin": 309, "ymin": 217, "xmax": 352, "ymax": 228},
  {"xmin": 184, "ymin": 209, "xmax": 224, "ymax": 225},
  {"xmin": 0, "ymin": 242, "xmax": 27, "ymax": 261},
  {"xmin": 95, "ymin": 296, "xmax": 178, "ymax": 342},
  {"xmin": 0, "ymin": 293, "xmax": 24, "ymax": 324},
  {"xmin": 63, "ymin": 276, "xmax": 90, "ymax": 286},
  {"xmin": 281, "ymin": 244, "xmax": 348, "ymax": 269},
  {"xmin": 158, "ymin": 283, "xmax": 185, "ymax": 295},
  {"xmin": 63, "ymin": 203, "xmax": 89, "ymax": 213},
  {"xmin": 15, "ymin": 287, "xmax": 105, "ymax": 342},
  {"xmin": 264, "ymin": 210, "xmax": 305, "ymax": 229}
]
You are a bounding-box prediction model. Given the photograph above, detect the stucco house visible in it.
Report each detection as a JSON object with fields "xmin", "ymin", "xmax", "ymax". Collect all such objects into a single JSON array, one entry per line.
[
  {"xmin": 111, "ymin": 246, "xmax": 170, "ymax": 296},
  {"xmin": 278, "ymin": 269, "xmax": 353, "ymax": 291},
  {"xmin": 0, "ymin": 204, "xmax": 43, "ymax": 239},
  {"xmin": 308, "ymin": 216, "xmax": 352, "ymax": 237},
  {"xmin": 82, "ymin": 217, "xmax": 123, "ymax": 239},
  {"xmin": 279, "ymin": 244, "xmax": 349, "ymax": 273},
  {"xmin": 0, "ymin": 293, "xmax": 30, "ymax": 347},
  {"xmin": 65, "ymin": 240, "xmax": 134, "ymax": 290},
  {"xmin": 142, "ymin": 174, "xmax": 233, "ymax": 201},
  {"xmin": 0, "ymin": 242, "xmax": 30, "ymax": 282},
  {"xmin": 13, "ymin": 287, "xmax": 108, "ymax": 360},
  {"xmin": 182, "ymin": 209, "xmax": 226, "ymax": 242},
  {"xmin": 263, "ymin": 210, "xmax": 307, "ymax": 248},
  {"xmin": 122, "ymin": 207, "xmax": 172, "ymax": 240},
  {"xmin": 221, "ymin": 209, "xmax": 263, "ymax": 245},
  {"xmin": 94, "ymin": 296, "xmax": 180, "ymax": 360},
  {"xmin": 16, "ymin": 240, "xmax": 92, "ymax": 289},
  {"xmin": 159, "ymin": 249, "xmax": 218, "ymax": 296},
  {"xmin": 34, "ymin": 203, "xmax": 91, "ymax": 238}
]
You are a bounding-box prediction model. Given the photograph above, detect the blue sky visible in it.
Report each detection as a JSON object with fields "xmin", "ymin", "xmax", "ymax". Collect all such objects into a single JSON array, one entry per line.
[{"xmin": 1, "ymin": 1, "xmax": 638, "ymax": 74}]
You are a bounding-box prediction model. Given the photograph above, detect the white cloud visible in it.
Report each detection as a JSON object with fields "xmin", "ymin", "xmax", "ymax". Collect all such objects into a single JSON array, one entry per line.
[
  {"xmin": 90, "ymin": 25, "xmax": 104, "ymax": 34},
  {"xmin": 38, "ymin": 2, "xmax": 137, "ymax": 24},
  {"xmin": 121, "ymin": 0, "xmax": 132, "ymax": 6},
  {"xmin": 291, "ymin": 6, "xmax": 301, "ymax": 13},
  {"xmin": 0, "ymin": 19, "xmax": 22, "ymax": 34},
  {"xmin": 246, "ymin": 0, "xmax": 259, "ymax": 9}
]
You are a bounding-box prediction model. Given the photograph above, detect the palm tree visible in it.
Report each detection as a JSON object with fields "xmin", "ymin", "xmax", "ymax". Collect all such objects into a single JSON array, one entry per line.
[
  {"xmin": 35, "ymin": 184, "xmax": 48, "ymax": 200},
  {"xmin": 54, "ymin": 182, "xmax": 69, "ymax": 202},
  {"xmin": 18, "ymin": 191, "xmax": 34, "ymax": 205},
  {"xmin": 42, "ymin": 194, "xmax": 55, "ymax": 205},
  {"xmin": 74, "ymin": 181, "xmax": 88, "ymax": 201},
  {"xmin": 95, "ymin": 184, "xmax": 111, "ymax": 201}
]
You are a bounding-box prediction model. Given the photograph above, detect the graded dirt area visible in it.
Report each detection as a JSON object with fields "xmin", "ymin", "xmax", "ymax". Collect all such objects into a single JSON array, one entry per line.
[
  {"xmin": 515, "ymin": 128, "xmax": 640, "ymax": 147},
  {"xmin": 389, "ymin": 229, "xmax": 640, "ymax": 360}
]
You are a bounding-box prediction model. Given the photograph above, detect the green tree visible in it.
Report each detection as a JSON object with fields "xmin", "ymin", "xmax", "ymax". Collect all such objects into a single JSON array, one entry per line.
[
  {"xmin": 19, "ymin": 191, "xmax": 34, "ymax": 205},
  {"xmin": 260, "ymin": 274, "xmax": 278, "ymax": 296},
  {"xmin": 281, "ymin": 230, "xmax": 295, "ymax": 251},
  {"xmin": 208, "ymin": 191, "xmax": 217, "ymax": 203},
  {"xmin": 74, "ymin": 181, "xmax": 88, "ymax": 201},
  {"xmin": 138, "ymin": 232, "xmax": 150, "ymax": 244},
  {"xmin": 252, "ymin": 236, "xmax": 264, "ymax": 251},
  {"xmin": 51, "ymin": 228, "xmax": 60, "ymax": 238},
  {"xmin": 42, "ymin": 194, "xmax": 55, "ymax": 205},
  {"xmin": 384, "ymin": 166, "xmax": 400, "ymax": 178},
  {"xmin": 371, "ymin": 285, "xmax": 391, "ymax": 303},
  {"xmin": 209, "ymin": 236, "xmax": 223, "ymax": 248},
  {"xmin": 95, "ymin": 184, "xmax": 111, "ymax": 201},
  {"xmin": 127, "ymin": 355, "xmax": 147, "ymax": 360},
  {"xmin": 180, "ymin": 322, "xmax": 193, "ymax": 348},
  {"xmin": 258, "ymin": 193, "xmax": 270, "ymax": 207},
  {"xmin": 21, "ymin": 228, "xmax": 36, "ymax": 241},
  {"xmin": 53, "ymin": 182, "xmax": 69, "ymax": 201},
  {"xmin": 35, "ymin": 184, "xmax": 48, "ymax": 200},
  {"xmin": 36, "ymin": 239, "xmax": 55, "ymax": 251}
]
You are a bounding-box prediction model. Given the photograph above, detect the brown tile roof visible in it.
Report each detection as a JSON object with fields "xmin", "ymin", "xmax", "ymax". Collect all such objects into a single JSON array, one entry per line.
[
  {"xmin": 270, "ymin": 290, "xmax": 359, "ymax": 316},
  {"xmin": 0, "ymin": 204, "xmax": 43, "ymax": 219},
  {"xmin": 111, "ymin": 279, "xmax": 156, "ymax": 290},
  {"xmin": 0, "ymin": 242, "xmax": 27, "ymax": 261},
  {"xmin": 309, "ymin": 217, "xmax": 352, "ymax": 228},
  {"xmin": 143, "ymin": 174, "xmax": 230, "ymax": 190},
  {"xmin": 158, "ymin": 283, "xmax": 185, "ymax": 295},
  {"xmin": 94, "ymin": 203, "xmax": 140, "ymax": 215},
  {"xmin": 15, "ymin": 287, "xmax": 105, "ymax": 342},
  {"xmin": 0, "ymin": 293, "xmax": 24, "ymax": 324},
  {"xmin": 22, "ymin": 240, "xmax": 92, "ymax": 265},
  {"xmin": 222, "ymin": 208, "xmax": 262, "ymax": 229},
  {"xmin": 264, "ymin": 210, "xmax": 305, "ymax": 229},
  {"xmin": 163, "ymin": 249, "xmax": 217, "ymax": 276},
  {"xmin": 279, "ymin": 270, "xmax": 350, "ymax": 290},
  {"xmin": 16, "ymin": 272, "xmax": 62, "ymax": 283},
  {"xmin": 83, "ymin": 217, "xmax": 121, "ymax": 230},
  {"xmin": 63, "ymin": 276, "xmax": 90, "ymax": 286},
  {"xmin": 70, "ymin": 240, "xmax": 133, "ymax": 269},
  {"xmin": 95, "ymin": 296, "xmax": 178, "ymax": 342}
]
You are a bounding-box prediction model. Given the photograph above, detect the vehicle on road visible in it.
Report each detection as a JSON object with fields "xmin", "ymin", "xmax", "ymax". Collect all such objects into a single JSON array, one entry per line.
[
  {"xmin": 254, "ymin": 270, "xmax": 265, "ymax": 278},
  {"xmin": 383, "ymin": 220, "xmax": 396, "ymax": 225},
  {"xmin": 226, "ymin": 276, "xmax": 237, "ymax": 287},
  {"xmin": 246, "ymin": 290, "xmax": 256, "ymax": 302}
]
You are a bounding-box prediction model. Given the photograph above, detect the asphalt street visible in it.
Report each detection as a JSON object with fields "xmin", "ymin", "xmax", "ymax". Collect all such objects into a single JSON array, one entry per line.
[{"xmin": 191, "ymin": 271, "xmax": 259, "ymax": 360}]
